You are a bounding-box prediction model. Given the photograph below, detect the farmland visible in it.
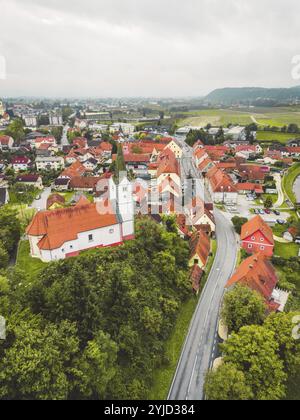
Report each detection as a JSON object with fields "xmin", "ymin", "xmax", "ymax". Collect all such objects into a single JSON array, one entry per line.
[{"xmin": 175, "ymin": 106, "xmax": 300, "ymax": 130}]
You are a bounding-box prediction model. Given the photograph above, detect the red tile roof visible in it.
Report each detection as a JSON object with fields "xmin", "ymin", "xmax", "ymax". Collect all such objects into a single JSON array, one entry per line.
[
  {"xmin": 207, "ymin": 166, "xmax": 237, "ymax": 193},
  {"xmin": 0, "ymin": 135, "xmax": 12, "ymax": 145},
  {"xmin": 157, "ymin": 149, "xmax": 181, "ymax": 177},
  {"xmin": 26, "ymin": 203, "xmax": 118, "ymax": 250},
  {"xmin": 60, "ymin": 161, "xmax": 86, "ymax": 178},
  {"xmin": 241, "ymin": 215, "xmax": 274, "ymax": 245},
  {"xmin": 236, "ymin": 183, "xmax": 264, "ymax": 193},
  {"xmin": 189, "ymin": 230, "xmax": 211, "ymax": 266},
  {"xmin": 226, "ymin": 253, "xmax": 278, "ymax": 309},
  {"xmin": 69, "ymin": 176, "xmax": 101, "ymax": 189},
  {"xmin": 46, "ymin": 194, "xmax": 66, "ymax": 209},
  {"xmin": 190, "ymin": 265, "xmax": 203, "ymax": 293}
]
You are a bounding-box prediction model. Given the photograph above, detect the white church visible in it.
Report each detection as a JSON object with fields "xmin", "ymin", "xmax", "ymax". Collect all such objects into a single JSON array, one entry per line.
[{"xmin": 26, "ymin": 176, "xmax": 135, "ymax": 262}]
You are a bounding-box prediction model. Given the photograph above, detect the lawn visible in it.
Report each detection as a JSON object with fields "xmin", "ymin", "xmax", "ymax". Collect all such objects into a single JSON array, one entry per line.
[
  {"xmin": 148, "ymin": 239, "xmax": 217, "ymax": 399},
  {"xmin": 256, "ymin": 131, "xmax": 296, "ymax": 144},
  {"xmin": 15, "ymin": 240, "xmax": 47, "ymax": 280},
  {"xmin": 148, "ymin": 296, "xmax": 198, "ymax": 400},
  {"xmin": 283, "ymin": 163, "xmax": 300, "ymax": 204},
  {"xmin": 274, "ymin": 241, "xmax": 299, "ymax": 258}
]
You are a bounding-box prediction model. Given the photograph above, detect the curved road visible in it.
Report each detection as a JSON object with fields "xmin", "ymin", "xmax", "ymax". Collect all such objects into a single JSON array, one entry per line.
[{"xmin": 168, "ymin": 209, "xmax": 239, "ymax": 400}]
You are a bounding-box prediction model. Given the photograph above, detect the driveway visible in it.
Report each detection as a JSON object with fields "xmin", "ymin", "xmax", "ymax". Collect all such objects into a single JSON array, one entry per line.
[
  {"xmin": 273, "ymin": 173, "xmax": 284, "ymax": 208},
  {"xmin": 30, "ymin": 187, "xmax": 52, "ymax": 211}
]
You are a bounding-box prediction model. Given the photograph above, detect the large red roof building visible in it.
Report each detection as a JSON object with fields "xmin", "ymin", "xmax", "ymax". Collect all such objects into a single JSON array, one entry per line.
[{"xmin": 241, "ymin": 215, "xmax": 274, "ymax": 257}]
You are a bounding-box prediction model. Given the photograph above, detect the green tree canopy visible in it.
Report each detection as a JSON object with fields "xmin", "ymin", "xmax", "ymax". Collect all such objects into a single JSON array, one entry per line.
[
  {"xmin": 222, "ymin": 325, "xmax": 287, "ymax": 400},
  {"xmin": 222, "ymin": 285, "xmax": 266, "ymax": 333},
  {"xmin": 205, "ymin": 362, "xmax": 253, "ymax": 401}
]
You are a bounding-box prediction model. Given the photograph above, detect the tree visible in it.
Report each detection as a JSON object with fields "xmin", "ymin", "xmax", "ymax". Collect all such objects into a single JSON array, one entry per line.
[
  {"xmin": 0, "ymin": 207, "xmax": 21, "ymax": 254},
  {"xmin": 0, "ymin": 315, "xmax": 79, "ymax": 400},
  {"xmin": 231, "ymin": 216, "xmax": 248, "ymax": 235},
  {"xmin": 222, "ymin": 285, "xmax": 266, "ymax": 333},
  {"xmin": 0, "ymin": 242, "xmax": 9, "ymax": 269},
  {"xmin": 5, "ymin": 118, "xmax": 25, "ymax": 144},
  {"xmin": 73, "ymin": 331, "xmax": 118, "ymax": 399},
  {"xmin": 264, "ymin": 196, "xmax": 273, "ymax": 209},
  {"xmin": 264, "ymin": 312, "xmax": 300, "ymax": 376},
  {"xmin": 222, "ymin": 325, "xmax": 287, "ymax": 400},
  {"xmin": 205, "ymin": 363, "xmax": 253, "ymax": 400}
]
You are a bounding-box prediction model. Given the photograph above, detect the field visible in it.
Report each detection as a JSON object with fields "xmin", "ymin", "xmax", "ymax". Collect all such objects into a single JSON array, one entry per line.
[
  {"xmin": 256, "ymin": 131, "xmax": 297, "ymax": 144},
  {"xmin": 176, "ymin": 107, "xmax": 300, "ymax": 131}
]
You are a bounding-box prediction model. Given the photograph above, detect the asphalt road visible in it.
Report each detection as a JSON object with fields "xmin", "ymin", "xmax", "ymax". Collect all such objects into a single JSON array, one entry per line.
[
  {"xmin": 168, "ymin": 209, "xmax": 239, "ymax": 401},
  {"xmin": 30, "ymin": 186, "xmax": 52, "ymax": 211}
]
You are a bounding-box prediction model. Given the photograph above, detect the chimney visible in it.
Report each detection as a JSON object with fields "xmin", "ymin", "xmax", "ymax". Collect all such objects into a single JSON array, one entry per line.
[{"xmin": 249, "ymin": 264, "xmax": 254, "ymax": 269}]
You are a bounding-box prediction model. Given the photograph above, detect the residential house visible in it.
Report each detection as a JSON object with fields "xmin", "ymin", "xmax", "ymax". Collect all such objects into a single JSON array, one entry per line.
[
  {"xmin": 189, "ymin": 230, "xmax": 211, "ymax": 269},
  {"xmin": 236, "ymin": 183, "xmax": 264, "ymax": 195},
  {"xmin": 60, "ymin": 161, "xmax": 86, "ymax": 179},
  {"xmin": 83, "ymin": 158, "xmax": 98, "ymax": 172},
  {"xmin": 156, "ymin": 149, "xmax": 181, "ymax": 188},
  {"xmin": 12, "ymin": 156, "xmax": 31, "ymax": 172},
  {"xmin": 241, "ymin": 215, "xmax": 274, "ymax": 257},
  {"xmin": 26, "ymin": 176, "xmax": 135, "ymax": 262},
  {"xmin": 206, "ymin": 166, "xmax": 238, "ymax": 204},
  {"xmin": 16, "ymin": 174, "xmax": 43, "ymax": 190},
  {"xmin": 69, "ymin": 176, "xmax": 101, "ymax": 193},
  {"xmin": 164, "ymin": 139, "xmax": 183, "ymax": 159},
  {"xmin": 54, "ymin": 178, "xmax": 70, "ymax": 191},
  {"xmin": 0, "ymin": 135, "xmax": 14, "ymax": 150},
  {"xmin": 226, "ymin": 253, "xmax": 288, "ymax": 312},
  {"xmin": 46, "ymin": 194, "xmax": 66, "ymax": 210},
  {"xmin": 36, "ymin": 156, "xmax": 65, "ymax": 171}
]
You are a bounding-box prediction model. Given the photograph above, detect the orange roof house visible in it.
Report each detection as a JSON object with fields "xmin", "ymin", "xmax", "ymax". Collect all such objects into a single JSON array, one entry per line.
[
  {"xmin": 241, "ymin": 215, "xmax": 274, "ymax": 257},
  {"xmin": 46, "ymin": 194, "xmax": 66, "ymax": 210},
  {"xmin": 69, "ymin": 176, "xmax": 101, "ymax": 191},
  {"xmin": 190, "ymin": 265, "xmax": 204, "ymax": 295},
  {"xmin": 189, "ymin": 230, "xmax": 211, "ymax": 269},
  {"xmin": 60, "ymin": 161, "xmax": 86, "ymax": 179},
  {"xmin": 226, "ymin": 253, "xmax": 280, "ymax": 311},
  {"xmin": 156, "ymin": 149, "xmax": 181, "ymax": 179}
]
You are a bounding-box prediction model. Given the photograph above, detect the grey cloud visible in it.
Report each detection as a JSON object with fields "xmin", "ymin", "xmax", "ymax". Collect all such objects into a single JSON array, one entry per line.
[{"xmin": 0, "ymin": 0, "xmax": 299, "ymax": 97}]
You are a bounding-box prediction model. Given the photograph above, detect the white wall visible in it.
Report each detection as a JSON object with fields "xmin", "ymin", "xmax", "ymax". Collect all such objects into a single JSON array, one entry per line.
[{"xmin": 35, "ymin": 223, "xmax": 122, "ymax": 262}]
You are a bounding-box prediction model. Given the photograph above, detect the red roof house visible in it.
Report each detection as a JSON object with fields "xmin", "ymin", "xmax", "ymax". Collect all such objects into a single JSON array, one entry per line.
[
  {"xmin": 241, "ymin": 215, "xmax": 274, "ymax": 257},
  {"xmin": 226, "ymin": 253, "xmax": 279, "ymax": 311}
]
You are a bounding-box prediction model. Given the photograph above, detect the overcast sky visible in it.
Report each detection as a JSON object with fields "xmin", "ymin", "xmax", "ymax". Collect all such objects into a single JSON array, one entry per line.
[{"xmin": 0, "ymin": 0, "xmax": 299, "ymax": 97}]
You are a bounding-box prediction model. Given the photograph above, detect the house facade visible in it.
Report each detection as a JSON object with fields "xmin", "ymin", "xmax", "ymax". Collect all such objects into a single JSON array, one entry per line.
[
  {"xmin": 241, "ymin": 215, "xmax": 274, "ymax": 257},
  {"xmin": 36, "ymin": 156, "xmax": 65, "ymax": 171}
]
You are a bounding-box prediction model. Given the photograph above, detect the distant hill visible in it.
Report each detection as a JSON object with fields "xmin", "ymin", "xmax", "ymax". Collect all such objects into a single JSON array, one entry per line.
[{"xmin": 205, "ymin": 86, "xmax": 300, "ymax": 105}]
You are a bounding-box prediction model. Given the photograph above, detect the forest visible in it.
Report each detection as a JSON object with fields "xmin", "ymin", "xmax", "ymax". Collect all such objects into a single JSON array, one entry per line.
[{"xmin": 0, "ymin": 215, "xmax": 191, "ymax": 400}]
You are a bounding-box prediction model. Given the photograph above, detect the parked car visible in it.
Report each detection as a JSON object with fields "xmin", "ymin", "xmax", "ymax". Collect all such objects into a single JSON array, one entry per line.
[
  {"xmin": 264, "ymin": 209, "xmax": 271, "ymax": 214},
  {"xmin": 254, "ymin": 209, "xmax": 260, "ymax": 214},
  {"xmin": 277, "ymin": 219, "xmax": 286, "ymax": 225},
  {"xmin": 274, "ymin": 210, "xmax": 280, "ymax": 216},
  {"xmin": 259, "ymin": 209, "xmax": 265, "ymax": 215}
]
